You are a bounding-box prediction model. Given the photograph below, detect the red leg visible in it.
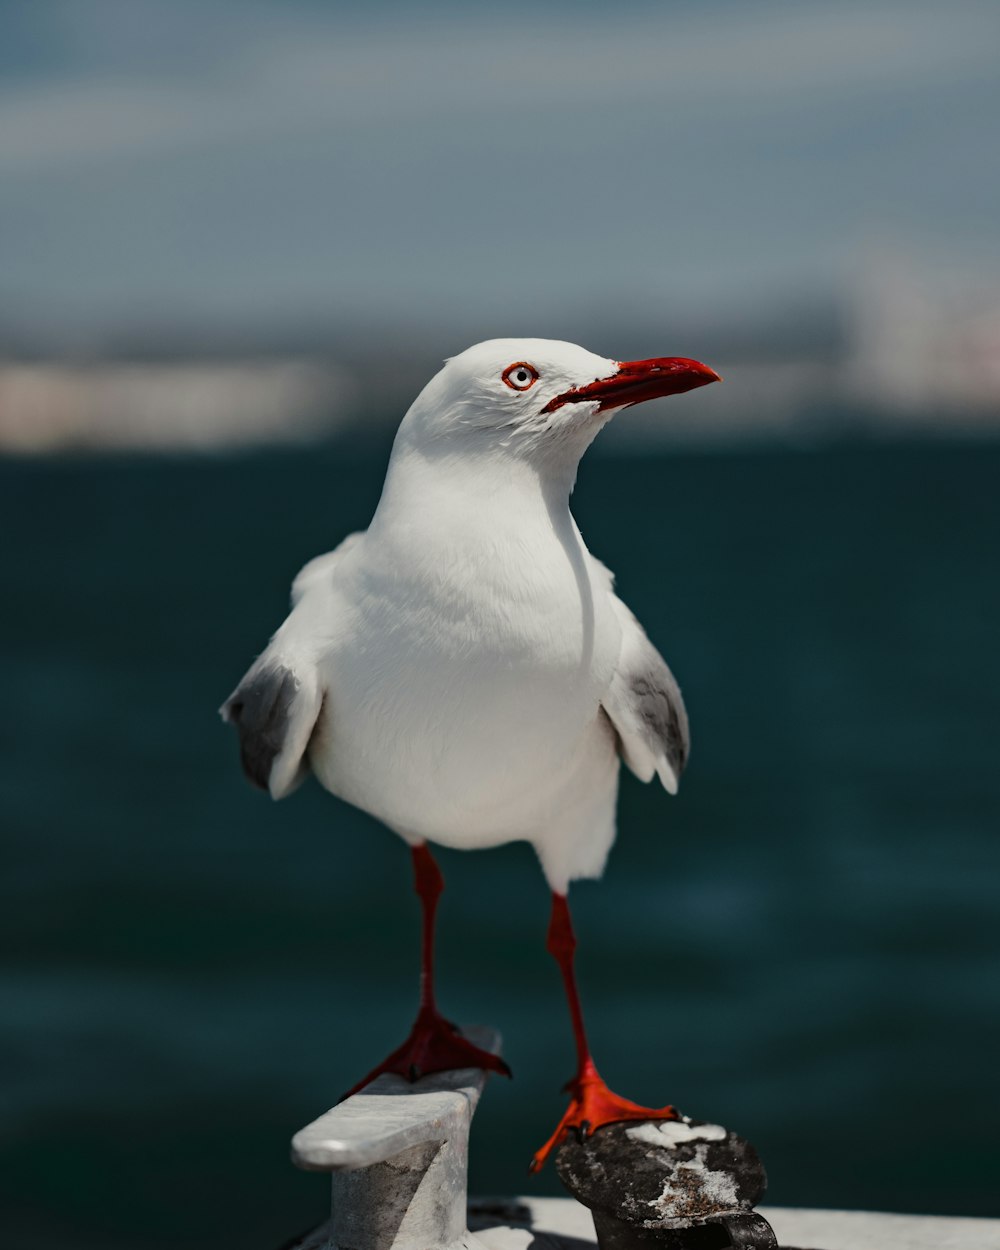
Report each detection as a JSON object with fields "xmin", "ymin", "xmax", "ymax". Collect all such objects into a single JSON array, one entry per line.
[
  {"xmin": 341, "ymin": 843, "xmax": 511, "ymax": 1098},
  {"xmin": 529, "ymin": 891, "xmax": 678, "ymax": 1172}
]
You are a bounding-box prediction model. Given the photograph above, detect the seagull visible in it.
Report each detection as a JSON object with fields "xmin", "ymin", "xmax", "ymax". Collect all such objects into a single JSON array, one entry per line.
[{"xmin": 221, "ymin": 338, "xmax": 720, "ymax": 1170}]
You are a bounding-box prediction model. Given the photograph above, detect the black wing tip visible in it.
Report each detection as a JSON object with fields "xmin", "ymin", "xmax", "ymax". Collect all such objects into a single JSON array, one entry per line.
[
  {"xmin": 221, "ymin": 663, "xmax": 300, "ymax": 794},
  {"xmin": 239, "ymin": 743, "xmax": 274, "ymax": 791}
]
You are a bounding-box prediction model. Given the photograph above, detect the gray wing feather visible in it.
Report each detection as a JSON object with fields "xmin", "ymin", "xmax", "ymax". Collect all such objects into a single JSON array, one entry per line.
[
  {"xmin": 222, "ymin": 534, "xmax": 357, "ymax": 798},
  {"xmin": 602, "ymin": 597, "xmax": 689, "ymax": 794},
  {"xmin": 222, "ymin": 662, "xmax": 305, "ymax": 793}
]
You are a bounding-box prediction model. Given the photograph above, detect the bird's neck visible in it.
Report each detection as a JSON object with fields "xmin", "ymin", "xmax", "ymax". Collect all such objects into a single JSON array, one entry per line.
[{"xmin": 369, "ymin": 443, "xmax": 576, "ymax": 544}]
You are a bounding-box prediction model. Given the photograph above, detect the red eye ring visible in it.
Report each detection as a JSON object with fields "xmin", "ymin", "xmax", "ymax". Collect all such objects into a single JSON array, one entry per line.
[{"xmin": 502, "ymin": 362, "xmax": 539, "ymax": 392}]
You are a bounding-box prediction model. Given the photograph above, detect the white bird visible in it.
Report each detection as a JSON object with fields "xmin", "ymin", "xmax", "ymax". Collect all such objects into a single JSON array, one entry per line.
[{"xmin": 221, "ymin": 338, "xmax": 719, "ymax": 1169}]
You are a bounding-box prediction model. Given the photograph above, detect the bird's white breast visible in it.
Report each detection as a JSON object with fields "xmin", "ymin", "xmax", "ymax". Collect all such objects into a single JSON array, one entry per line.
[{"xmin": 304, "ymin": 481, "xmax": 622, "ymax": 850}]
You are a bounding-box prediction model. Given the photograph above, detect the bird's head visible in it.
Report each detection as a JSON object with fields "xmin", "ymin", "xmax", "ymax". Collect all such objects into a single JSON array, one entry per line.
[{"xmin": 396, "ymin": 338, "xmax": 720, "ymax": 475}]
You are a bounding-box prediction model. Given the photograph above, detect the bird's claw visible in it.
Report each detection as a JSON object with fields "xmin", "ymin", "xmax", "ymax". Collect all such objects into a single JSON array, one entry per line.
[
  {"xmin": 340, "ymin": 1005, "xmax": 511, "ymax": 1100},
  {"xmin": 530, "ymin": 1060, "xmax": 679, "ymax": 1173}
]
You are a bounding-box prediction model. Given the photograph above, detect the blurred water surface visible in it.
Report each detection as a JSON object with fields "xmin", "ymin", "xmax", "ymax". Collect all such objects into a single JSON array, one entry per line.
[{"xmin": 1, "ymin": 436, "xmax": 998, "ymax": 1249}]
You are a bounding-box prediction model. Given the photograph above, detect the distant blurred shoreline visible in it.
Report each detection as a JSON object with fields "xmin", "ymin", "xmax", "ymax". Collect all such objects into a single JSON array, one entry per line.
[{"xmin": 3, "ymin": 263, "xmax": 999, "ymax": 453}]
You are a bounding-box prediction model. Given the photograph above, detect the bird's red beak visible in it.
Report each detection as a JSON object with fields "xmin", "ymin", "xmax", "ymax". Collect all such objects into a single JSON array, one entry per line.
[{"xmin": 542, "ymin": 357, "xmax": 721, "ymax": 415}]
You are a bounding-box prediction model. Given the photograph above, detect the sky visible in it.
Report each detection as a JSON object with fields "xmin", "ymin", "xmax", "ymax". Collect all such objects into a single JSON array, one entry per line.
[{"xmin": 1, "ymin": 0, "xmax": 998, "ymax": 347}]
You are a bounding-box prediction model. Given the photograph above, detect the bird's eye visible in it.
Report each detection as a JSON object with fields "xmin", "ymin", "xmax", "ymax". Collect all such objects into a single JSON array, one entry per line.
[{"xmin": 502, "ymin": 362, "xmax": 539, "ymax": 392}]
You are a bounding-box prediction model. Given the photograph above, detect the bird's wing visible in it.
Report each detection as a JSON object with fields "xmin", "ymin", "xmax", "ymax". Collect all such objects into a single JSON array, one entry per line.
[
  {"xmin": 220, "ymin": 532, "xmax": 362, "ymax": 799},
  {"xmin": 291, "ymin": 531, "xmax": 364, "ymax": 606},
  {"xmin": 599, "ymin": 579, "xmax": 690, "ymax": 795}
]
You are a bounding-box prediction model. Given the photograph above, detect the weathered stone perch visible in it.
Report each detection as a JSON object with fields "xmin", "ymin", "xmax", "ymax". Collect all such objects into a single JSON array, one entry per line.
[{"xmin": 554, "ymin": 1117, "xmax": 776, "ymax": 1249}]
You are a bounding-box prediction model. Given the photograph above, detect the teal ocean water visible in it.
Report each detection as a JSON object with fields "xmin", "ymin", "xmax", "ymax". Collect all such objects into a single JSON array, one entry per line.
[{"xmin": 2, "ymin": 438, "xmax": 998, "ymax": 1248}]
